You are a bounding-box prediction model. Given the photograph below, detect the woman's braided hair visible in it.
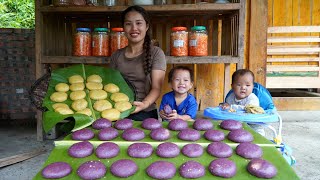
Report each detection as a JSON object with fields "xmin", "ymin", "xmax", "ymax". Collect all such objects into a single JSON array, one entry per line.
[{"xmin": 121, "ymin": 5, "xmax": 152, "ymax": 75}]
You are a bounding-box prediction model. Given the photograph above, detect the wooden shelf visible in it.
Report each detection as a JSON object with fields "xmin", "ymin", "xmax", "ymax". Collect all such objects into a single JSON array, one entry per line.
[
  {"xmin": 40, "ymin": 3, "xmax": 240, "ymax": 16},
  {"xmin": 41, "ymin": 56, "xmax": 240, "ymax": 64}
]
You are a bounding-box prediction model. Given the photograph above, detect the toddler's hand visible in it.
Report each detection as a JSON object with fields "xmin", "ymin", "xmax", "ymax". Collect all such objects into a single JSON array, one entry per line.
[
  {"xmin": 219, "ymin": 103, "xmax": 230, "ymax": 110},
  {"xmin": 159, "ymin": 110, "xmax": 168, "ymax": 120},
  {"xmin": 166, "ymin": 110, "xmax": 180, "ymax": 121}
]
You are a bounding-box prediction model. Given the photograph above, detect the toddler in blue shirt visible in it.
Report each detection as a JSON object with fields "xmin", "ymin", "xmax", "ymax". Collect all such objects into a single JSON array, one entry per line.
[{"xmin": 159, "ymin": 66, "xmax": 198, "ymax": 121}]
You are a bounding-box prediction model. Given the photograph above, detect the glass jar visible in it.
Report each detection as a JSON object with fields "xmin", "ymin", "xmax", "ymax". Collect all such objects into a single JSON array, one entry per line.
[
  {"xmin": 189, "ymin": 26, "xmax": 208, "ymax": 56},
  {"xmin": 110, "ymin": 28, "xmax": 128, "ymax": 55},
  {"xmin": 101, "ymin": 0, "xmax": 116, "ymax": 6},
  {"xmin": 92, "ymin": 28, "xmax": 110, "ymax": 56},
  {"xmin": 170, "ymin": 27, "xmax": 188, "ymax": 56},
  {"xmin": 52, "ymin": 0, "xmax": 73, "ymax": 6},
  {"xmin": 73, "ymin": 28, "xmax": 92, "ymax": 56}
]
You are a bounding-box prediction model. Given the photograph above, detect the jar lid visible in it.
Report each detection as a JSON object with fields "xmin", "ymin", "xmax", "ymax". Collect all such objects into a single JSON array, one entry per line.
[
  {"xmin": 111, "ymin": 27, "xmax": 124, "ymax": 32},
  {"xmin": 191, "ymin": 26, "xmax": 206, "ymax": 31},
  {"xmin": 94, "ymin": 28, "xmax": 108, "ymax": 32},
  {"xmin": 171, "ymin": 26, "xmax": 187, "ymax": 31},
  {"xmin": 76, "ymin": 28, "xmax": 91, "ymax": 32}
]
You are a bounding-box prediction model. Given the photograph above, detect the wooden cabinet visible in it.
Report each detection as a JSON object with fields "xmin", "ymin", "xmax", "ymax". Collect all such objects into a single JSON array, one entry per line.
[{"xmin": 35, "ymin": 0, "xmax": 246, "ymax": 140}]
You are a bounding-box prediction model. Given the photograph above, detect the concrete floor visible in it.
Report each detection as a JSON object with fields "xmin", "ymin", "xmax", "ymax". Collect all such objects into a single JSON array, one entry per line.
[{"xmin": 0, "ymin": 111, "xmax": 320, "ymax": 180}]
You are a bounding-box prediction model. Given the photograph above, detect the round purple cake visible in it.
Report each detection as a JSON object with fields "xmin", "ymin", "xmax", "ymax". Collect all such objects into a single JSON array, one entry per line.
[
  {"xmin": 114, "ymin": 118, "xmax": 133, "ymax": 130},
  {"xmin": 168, "ymin": 119, "xmax": 188, "ymax": 131},
  {"xmin": 220, "ymin": 120, "xmax": 243, "ymax": 130},
  {"xmin": 71, "ymin": 128, "xmax": 94, "ymax": 141},
  {"xmin": 236, "ymin": 142, "xmax": 263, "ymax": 159},
  {"xmin": 181, "ymin": 143, "xmax": 203, "ymax": 158},
  {"xmin": 247, "ymin": 159, "xmax": 277, "ymax": 178},
  {"xmin": 41, "ymin": 162, "xmax": 72, "ymax": 179},
  {"xmin": 142, "ymin": 118, "xmax": 162, "ymax": 130},
  {"xmin": 179, "ymin": 161, "xmax": 205, "ymax": 179},
  {"xmin": 95, "ymin": 142, "xmax": 120, "ymax": 159},
  {"xmin": 178, "ymin": 128, "xmax": 201, "ymax": 141},
  {"xmin": 193, "ymin": 119, "xmax": 214, "ymax": 131},
  {"xmin": 204, "ymin": 129, "xmax": 225, "ymax": 141},
  {"xmin": 127, "ymin": 143, "xmax": 153, "ymax": 158},
  {"xmin": 209, "ymin": 158, "xmax": 237, "ymax": 178},
  {"xmin": 146, "ymin": 161, "xmax": 176, "ymax": 179},
  {"xmin": 150, "ymin": 127, "xmax": 171, "ymax": 141},
  {"xmin": 98, "ymin": 127, "xmax": 119, "ymax": 141},
  {"xmin": 92, "ymin": 118, "xmax": 112, "ymax": 130},
  {"xmin": 156, "ymin": 142, "xmax": 180, "ymax": 158},
  {"xmin": 227, "ymin": 129, "xmax": 254, "ymax": 143},
  {"xmin": 77, "ymin": 161, "xmax": 106, "ymax": 180},
  {"xmin": 110, "ymin": 159, "xmax": 138, "ymax": 178},
  {"xmin": 122, "ymin": 128, "xmax": 145, "ymax": 141},
  {"xmin": 68, "ymin": 141, "xmax": 94, "ymax": 158},
  {"xmin": 207, "ymin": 142, "xmax": 233, "ymax": 158}
]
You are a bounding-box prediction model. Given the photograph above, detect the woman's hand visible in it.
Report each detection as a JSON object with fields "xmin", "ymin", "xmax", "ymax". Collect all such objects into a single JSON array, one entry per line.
[{"xmin": 131, "ymin": 100, "xmax": 149, "ymax": 114}]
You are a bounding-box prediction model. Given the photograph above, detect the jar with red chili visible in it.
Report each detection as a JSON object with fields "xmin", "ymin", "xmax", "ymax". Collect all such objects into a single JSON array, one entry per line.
[
  {"xmin": 73, "ymin": 28, "xmax": 92, "ymax": 56},
  {"xmin": 110, "ymin": 27, "xmax": 128, "ymax": 55},
  {"xmin": 189, "ymin": 26, "xmax": 208, "ymax": 56},
  {"xmin": 170, "ymin": 26, "xmax": 188, "ymax": 56},
  {"xmin": 92, "ymin": 28, "xmax": 110, "ymax": 56}
]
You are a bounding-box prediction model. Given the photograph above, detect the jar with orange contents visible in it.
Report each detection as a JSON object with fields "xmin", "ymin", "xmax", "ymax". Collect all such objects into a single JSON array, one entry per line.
[
  {"xmin": 73, "ymin": 28, "xmax": 92, "ymax": 56},
  {"xmin": 170, "ymin": 26, "xmax": 188, "ymax": 56},
  {"xmin": 92, "ymin": 28, "xmax": 110, "ymax": 56},
  {"xmin": 110, "ymin": 27, "xmax": 128, "ymax": 55},
  {"xmin": 189, "ymin": 26, "xmax": 208, "ymax": 56}
]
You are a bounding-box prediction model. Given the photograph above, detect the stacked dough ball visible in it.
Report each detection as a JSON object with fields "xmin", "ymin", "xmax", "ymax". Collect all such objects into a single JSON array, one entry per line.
[{"xmin": 50, "ymin": 74, "xmax": 132, "ymax": 121}]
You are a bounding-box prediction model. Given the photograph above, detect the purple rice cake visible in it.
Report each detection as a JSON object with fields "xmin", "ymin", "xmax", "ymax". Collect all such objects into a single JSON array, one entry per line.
[
  {"xmin": 146, "ymin": 161, "xmax": 176, "ymax": 179},
  {"xmin": 142, "ymin": 118, "xmax": 162, "ymax": 130},
  {"xmin": 110, "ymin": 159, "xmax": 138, "ymax": 178},
  {"xmin": 97, "ymin": 127, "xmax": 118, "ymax": 141},
  {"xmin": 204, "ymin": 129, "xmax": 225, "ymax": 141},
  {"xmin": 247, "ymin": 158, "xmax": 277, "ymax": 178},
  {"xmin": 92, "ymin": 118, "xmax": 112, "ymax": 130},
  {"xmin": 179, "ymin": 161, "xmax": 205, "ymax": 179},
  {"xmin": 178, "ymin": 128, "xmax": 201, "ymax": 141},
  {"xmin": 122, "ymin": 128, "xmax": 145, "ymax": 141},
  {"xmin": 209, "ymin": 158, "xmax": 237, "ymax": 178},
  {"xmin": 95, "ymin": 142, "xmax": 120, "ymax": 159},
  {"xmin": 127, "ymin": 143, "xmax": 153, "ymax": 158},
  {"xmin": 227, "ymin": 129, "xmax": 254, "ymax": 143},
  {"xmin": 220, "ymin": 119, "xmax": 243, "ymax": 130},
  {"xmin": 41, "ymin": 162, "xmax": 72, "ymax": 179},
  {"xmin": 207, "ymin": 142, "xmax": 233, "ymax": 158},
  {"xmin": 114, "ymin": 118, "xmax": 133, "ymax": 130},
  {"xmin": 156, "ymin": 142, "xmax": 180, "ymax": 158},
  {"xmin": 236, "ymin": 142, "xmax": 263, "ymax": 159},
  {"xmin": 68, "ymin": 141, "xmax": 94, "ymax": 158},
  {"xmin": 168, "ymin": 119, "xmax": 188, "ymax": 131},
  {"xmin": 193, "ymin": 119, "xmax": 214, "ymax": 131},
  {"xmin": 150, "ymin": 127, "xmax": 171, "ymax": 141},
  {"xmin": 77, "ymin": 160, "xmax": 106, "ymax": 180},
  {"xmin": 181, "ymin": 143, "xmax": 203, "ymax": 158},
  {"xmin": 71, "ymin": 128, "xmax": 94, "ymax": 140}
]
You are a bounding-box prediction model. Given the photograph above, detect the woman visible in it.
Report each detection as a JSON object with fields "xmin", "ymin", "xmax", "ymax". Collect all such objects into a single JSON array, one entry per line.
[{"xmin": 110, "ymin": 5, "xmax": 167, "ymax": 121}]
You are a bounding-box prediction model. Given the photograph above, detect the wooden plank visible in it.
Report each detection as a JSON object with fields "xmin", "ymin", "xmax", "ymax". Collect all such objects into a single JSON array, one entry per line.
[
  {"xmin": 267, "ymin": 47, "xmax": 320, "ymax": 54},
  {"xmin": 42, "ymin": 56, "xmax": 240, "ymax": 64},
  {"xmin": 266, "ymin": 65, "xmax": 319, "ymax": 72},
  {"xmin": 266, "ymin": 77, "xmax": 320, "ymax": 88},
  {"xmin": 268, "ymin": 26, "xmax": 320, "ymax": 33},
  {"xmin": 267, "ymin": 36, "xmax": 320, "ymax": 43},
  {"xmin": 273, "ymin": 97, "xmax": 320, "ymax": 111},
  {"xmin": 249, "ymin": 0, "xmax": 268, "ymax": 85},
  {"xmin": 237, "ymin": 0, "xmax": 246, "ymax": 69},
  {"xmin": 267, "ymin": 57, "xmax": 320, "ymax": 62},
  {"xmin": 0, "ymin": 149, "xmax": 47, "ymax": 168}
]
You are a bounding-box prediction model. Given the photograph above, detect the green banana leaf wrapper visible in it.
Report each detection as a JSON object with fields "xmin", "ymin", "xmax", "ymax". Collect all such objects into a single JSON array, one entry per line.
[
  {"xmin": 34, "ymin": 121, "xmax": 299, "ymax": 180},
  {"xmin": 42, "ymin": 64, "xmax": 135, "ymax": 133}
]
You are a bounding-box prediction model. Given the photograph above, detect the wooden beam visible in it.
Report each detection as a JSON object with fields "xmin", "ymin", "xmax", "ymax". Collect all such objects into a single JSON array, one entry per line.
[
  {"xmin": 268, "ymin": 26, "xmax": 320, "ymax": 33},
  {"xmin": 266, "ymin": 65, "xmax": 319, "ymax": 72},
  {"xmin": 273, "ymin": 97, "xmax": 320, "ymax": 111},
  {"xmin": 249, "ymin": 0, "xmax": 268, "ymax": 85},
  {"xmin": 0, "ymin": 149, "xmax": 46, "ymax": 168},
  {"xmin": 266, "ymin": 77, "xmax": 320, "ymax": 88},
  {"xmin": 267, "ymin": 57, "xmax": 320, "ymax": 62},
  {"xmin": 267, "ymin": 36, "xmax": 320, "ymax": 43}
]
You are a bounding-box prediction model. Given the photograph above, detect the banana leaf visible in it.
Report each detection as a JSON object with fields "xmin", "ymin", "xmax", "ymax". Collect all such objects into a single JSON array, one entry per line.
[
  {"xmin": 42, "ymin": 64, "xmax": 135, "ymax": 133},
  {"xmin": 33, "ymin": 121, "xmax": 299, "ymax": 180}
]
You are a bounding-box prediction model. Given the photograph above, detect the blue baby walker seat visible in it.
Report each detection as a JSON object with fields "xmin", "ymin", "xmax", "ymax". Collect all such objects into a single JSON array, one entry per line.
[{"xmin": 204, "ymin": 83, "xmax": 296, "ymax": 165}]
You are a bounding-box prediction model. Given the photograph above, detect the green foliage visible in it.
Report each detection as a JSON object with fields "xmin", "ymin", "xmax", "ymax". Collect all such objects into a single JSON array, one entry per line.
[{"xmin": 0, "ymin": 0, "xmax": 35, "ymax": 29}]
